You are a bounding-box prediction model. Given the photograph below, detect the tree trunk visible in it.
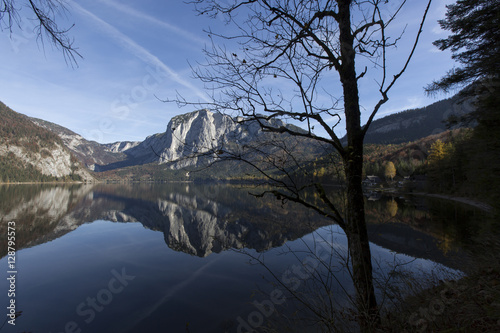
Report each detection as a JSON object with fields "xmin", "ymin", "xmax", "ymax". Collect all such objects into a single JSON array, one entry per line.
[
  {"xmin": 338, "ymin": 0, "xmax": 380, "ymax": 330},
  {"xmin": 345, "ymin": 158, "xmax": 380, "ymax": 330}
]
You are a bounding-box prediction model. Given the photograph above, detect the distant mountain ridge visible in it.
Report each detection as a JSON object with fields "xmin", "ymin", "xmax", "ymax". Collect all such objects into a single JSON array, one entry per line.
[
  {"xmin": 362, "ymin": 95, "xmax": 475, "ymax": 144},
  {"xmin": 4, "ymin": 105, "xmax": 322, "ymax": 177},
  {"xmin": 0, "ymin": 91, "xmax": 475, "ymax": 182},
  {"xmin": 84, "ymin": 109, "xmax": 324, "ymax": 173},
  {"xmin": 30, "ymin": 117, "xmax": 139, "ymax": 170}
]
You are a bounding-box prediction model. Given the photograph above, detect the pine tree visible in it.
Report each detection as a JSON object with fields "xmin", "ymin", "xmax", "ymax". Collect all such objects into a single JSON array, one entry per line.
[{"xmin": 426, "ymin": 0, "xmax": 499, "ymax": 94}]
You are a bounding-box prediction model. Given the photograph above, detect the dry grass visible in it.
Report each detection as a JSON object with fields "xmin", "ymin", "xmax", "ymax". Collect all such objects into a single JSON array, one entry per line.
[{"xmin": 377, "ymin": 235, "xmax": 500, "ymax": 332}]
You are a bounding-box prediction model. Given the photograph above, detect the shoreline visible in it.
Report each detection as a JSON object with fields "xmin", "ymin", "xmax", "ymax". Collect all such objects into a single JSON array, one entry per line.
[
  {"xmin": 1, "ymin": 181, "xmax": 495, "ymax": 213},
  {"xmin": 0, "ymin": 181, "xmax": 97, "ymax": 185},
  {"xmin": 368, "ymin": 187, "xmax": 495, "ymax": 213},
  {"xmin": 408, "ymin": 192, "xmax": 494, "ymax": 213}
]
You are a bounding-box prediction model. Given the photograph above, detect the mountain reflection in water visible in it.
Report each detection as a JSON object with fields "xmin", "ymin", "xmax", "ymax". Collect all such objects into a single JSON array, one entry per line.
[
  {"xmin": 0, "ymin": 183, "xmax": 488, "ymax": 332},
  {"xmin": 0, "ymin": 183, "xmax": 330, "ymax": 257}
]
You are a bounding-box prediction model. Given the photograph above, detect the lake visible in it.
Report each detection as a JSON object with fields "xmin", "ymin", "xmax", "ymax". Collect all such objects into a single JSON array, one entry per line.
[{"xmin": 0, "ymin": 183, "xmax": 490, "ymax": 332}]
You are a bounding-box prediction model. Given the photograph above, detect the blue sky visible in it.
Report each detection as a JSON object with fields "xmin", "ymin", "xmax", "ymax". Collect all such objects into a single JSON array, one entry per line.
[{"xmin": 0, "ymin": 0, "xmax": 456, "ymax": 143}]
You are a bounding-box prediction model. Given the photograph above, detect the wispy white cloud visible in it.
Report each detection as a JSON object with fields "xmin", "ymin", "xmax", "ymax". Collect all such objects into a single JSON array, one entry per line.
[
  {"xmin": 68, "ymin": 0, "xmax": 209, "ymax": 102},
  {"xmin": 98, "ymin": 0, "xmax": 207, "ymax": 46}
]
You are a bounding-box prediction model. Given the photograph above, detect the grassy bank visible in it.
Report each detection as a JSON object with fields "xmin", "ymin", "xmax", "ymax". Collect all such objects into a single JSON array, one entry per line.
[{"xmin": 377, "ymin": 234, "xmax": 500, "ymax": 332}]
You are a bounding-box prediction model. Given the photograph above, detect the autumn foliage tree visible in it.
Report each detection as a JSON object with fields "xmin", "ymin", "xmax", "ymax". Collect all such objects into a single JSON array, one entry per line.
[
  {"xmin": 427, "ymin": 139, "xmax": 454, "ymax": 163},
  {"xmin": 384, "ymin": 161, "xmax": 396, "ymax": 181},
  {"xmin": 426, "ymin": 138, "xmax": 462, "ymax": 192}
]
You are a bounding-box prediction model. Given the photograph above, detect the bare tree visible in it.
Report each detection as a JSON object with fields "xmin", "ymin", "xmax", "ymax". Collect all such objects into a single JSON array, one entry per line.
[
  {"xmin": 174, "ymin": 0, "xmax": 433, "ymax": 330},
  {"xmin": 1, "ymin": 0, "xmax": 81, "ymax": 65}
]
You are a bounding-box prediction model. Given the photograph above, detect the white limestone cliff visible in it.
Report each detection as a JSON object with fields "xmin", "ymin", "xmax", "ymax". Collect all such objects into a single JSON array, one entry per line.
[
  {"xmin": 125, "ymin": 109, "xmax": 275, "ymax": 169},
  {"xmin": 0, "ymin": 142, "xmax": 94, "ymax": 182}
]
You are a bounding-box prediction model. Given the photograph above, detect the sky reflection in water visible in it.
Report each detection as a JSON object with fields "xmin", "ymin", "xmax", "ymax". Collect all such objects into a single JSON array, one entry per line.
[{"xmin": 0, "ymin": 183, "xmax": 483, "ymax": 332}]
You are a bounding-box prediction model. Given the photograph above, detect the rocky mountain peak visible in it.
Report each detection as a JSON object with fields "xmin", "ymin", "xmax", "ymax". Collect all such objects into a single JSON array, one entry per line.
[{"xmin": 122, "ymin": 109, "xmax": 242, "ymax": 169}]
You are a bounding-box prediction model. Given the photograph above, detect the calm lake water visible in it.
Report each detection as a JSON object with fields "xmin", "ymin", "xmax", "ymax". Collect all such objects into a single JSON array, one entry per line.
[{"xmin": 0, "ymin": 183, "xmax": 490, "ymax": 332}]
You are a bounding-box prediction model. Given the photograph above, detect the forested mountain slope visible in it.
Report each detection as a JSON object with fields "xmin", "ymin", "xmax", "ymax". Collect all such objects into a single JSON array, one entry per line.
[
  {"xmin": 362, "ymin": 96, "xmax": 475, "ymax": 144},
  {"xmin": 0, "ymin": 102, "xmax": 94, "ymax": 182}
]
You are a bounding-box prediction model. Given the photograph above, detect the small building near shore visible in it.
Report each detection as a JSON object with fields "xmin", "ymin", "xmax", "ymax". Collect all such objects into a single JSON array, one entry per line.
[{"xmin": 363, "ymin": 175, "xmax": 382, "ymax": 186}]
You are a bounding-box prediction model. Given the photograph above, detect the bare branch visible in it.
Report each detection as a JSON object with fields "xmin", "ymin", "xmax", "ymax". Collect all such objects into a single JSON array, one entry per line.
[
  {"xmin": 1, "ymin": 0, "xmax": 81, "ymax": 66},
  {"xmin": 362, "ymin": 0, "xmax": 433, "ymax": 138},
  {"xmin": 172, "ymin": 2, "xmax": 436, "ymax": 326}
]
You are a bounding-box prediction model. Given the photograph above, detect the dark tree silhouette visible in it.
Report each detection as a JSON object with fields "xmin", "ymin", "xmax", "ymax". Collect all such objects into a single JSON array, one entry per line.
[
  {"xmin": 1, "ymin": 0, "xmax": 81, "ymax": 65},
  {"xmin": 174, "ymin": 0, "xmax": 433, "ymax": 329},
  {"xmin": 426, "ymin": 0, "xmax": 499, "ymax": 94},
  {"xmin": 426, "ymin": 0, "xmax": 500, "ymax": 204}
]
